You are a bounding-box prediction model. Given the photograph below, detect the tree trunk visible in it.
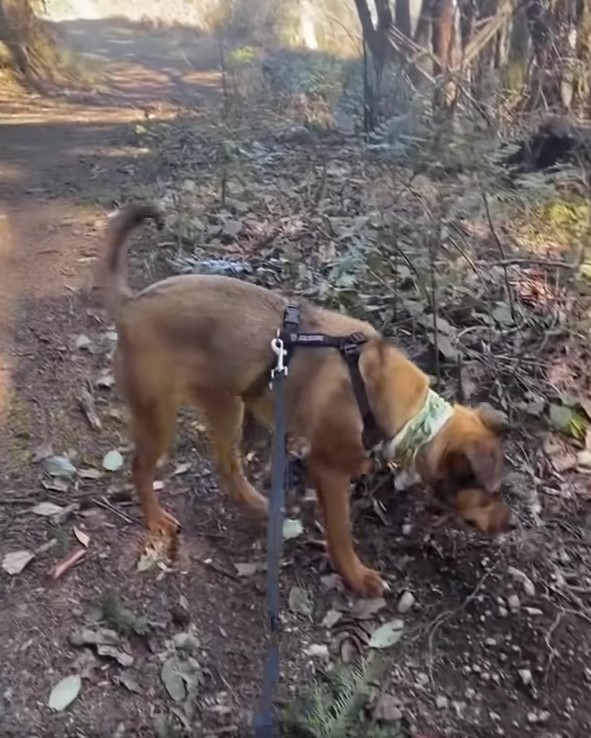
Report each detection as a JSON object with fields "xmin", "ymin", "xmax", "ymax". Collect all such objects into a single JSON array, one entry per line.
[
  {"xmin": 352, "ymin": 0, "xmax": 392, "ymax": 65},
  {"xmin": 395, "ymin": 0, "xmax": 412, "ymax": 36},
  {"xmin": 431, "ymin": 0, "xmax": 457, "ymax": 74}
]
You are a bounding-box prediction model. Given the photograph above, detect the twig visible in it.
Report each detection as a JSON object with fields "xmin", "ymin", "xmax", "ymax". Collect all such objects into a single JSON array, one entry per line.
[
  {"xmin": 490, "ymin": 257, "xmax": 575, "ymax": 269},
  {"xmin": 95, "ymin": 496, "xmax": 138, "ymax": 526}
]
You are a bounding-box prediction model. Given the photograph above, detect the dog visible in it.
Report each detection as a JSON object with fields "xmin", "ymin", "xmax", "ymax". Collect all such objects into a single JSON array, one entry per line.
[{"xmin": 99, "ymin": 202, "xmax": 512, "ymax": 598}]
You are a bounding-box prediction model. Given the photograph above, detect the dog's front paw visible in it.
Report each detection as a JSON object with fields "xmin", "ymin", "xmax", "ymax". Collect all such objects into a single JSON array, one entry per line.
[
  {"xmin": 147, "ymin": 507, "xmax": 181, "ymax": 538},
  {"xmin": 346, "ymin": 564, "xmax": 389, "ymax": 598}
]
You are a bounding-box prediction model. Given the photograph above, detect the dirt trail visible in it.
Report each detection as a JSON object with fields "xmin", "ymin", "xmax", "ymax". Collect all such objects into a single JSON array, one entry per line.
[
  {"xmin": 0, "ymin": 19, "xmax": 268, "ymax": 738},
  {"xmin": 0, "ymin": 17, "xmax": 220, "ymax": 469}
]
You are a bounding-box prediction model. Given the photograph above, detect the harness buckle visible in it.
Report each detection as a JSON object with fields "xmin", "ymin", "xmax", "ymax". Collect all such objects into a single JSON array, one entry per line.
[{"xmin": 342, "ymin": 332, "xmax": 367, "ymax": 357}]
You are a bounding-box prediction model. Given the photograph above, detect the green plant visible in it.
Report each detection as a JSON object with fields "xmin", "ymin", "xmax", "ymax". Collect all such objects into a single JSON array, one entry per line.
[
  {"xmin": 282, "ymin": 658, "xmax": 400, "ymax": 738},
  {"xmin": 100, "ymin": 591, "xmax": 150, "ymax": 637}
]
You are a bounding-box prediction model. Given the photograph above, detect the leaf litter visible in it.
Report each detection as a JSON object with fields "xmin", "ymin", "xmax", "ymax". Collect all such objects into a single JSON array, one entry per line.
[{"xmin": 48, "ymin": 674, "xmax": 82, "ymax": 711}]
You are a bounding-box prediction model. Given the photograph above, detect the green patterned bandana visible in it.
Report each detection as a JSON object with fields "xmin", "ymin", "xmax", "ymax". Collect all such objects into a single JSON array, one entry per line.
[{"xmin": 382, "ymin": 389, "xmax": 454, "ymax": 465}]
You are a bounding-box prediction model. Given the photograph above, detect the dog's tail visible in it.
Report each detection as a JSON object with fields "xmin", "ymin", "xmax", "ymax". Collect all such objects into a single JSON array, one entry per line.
[{"xmin": 101, "ymin": 202, "xmax": 164, "ymax": 318}]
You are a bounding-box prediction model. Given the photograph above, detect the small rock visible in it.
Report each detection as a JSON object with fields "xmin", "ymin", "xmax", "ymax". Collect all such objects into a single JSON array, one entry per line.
[
  {"xmin": 373, "ymin": 693, "xmax": 403, "ymax": 723},
  {"xmin": 498, "ymin": 606, "xmax": 508, "ymax": 617},
  {"xmin": 435, "ymin": 695, "xmax": 448, "ymax": 710},
  {"xmin": 577, "ymin": 450, "xmax": 591, "ymax": 468},
  {"xmin": 559, "ymin": 549, "xmax": 571, "ymax": 565},
  {"xmin": 172, "ymin": 632, "xmax": 200, "ymax": 653},
  {"xmin": 507, "ymin": 594, "xmax": 521, "ymax": 612},
  {"xmin": 397, "ymin": 591, "xmax": 415, "ymax": 614},
  {"xmin": 522, "ymin": 578, "xmax": 536, "ymax": 597},
  {"xmin": 518, "ymin": 668, "xmax": 532, "ymax": 687},
  {"xmin": 305, "ymin": 644, "xmax": 329, "ymax": 659},
  {"xmin": 416, "ymin": 672, "xmax": 429, "ymax": 687},
  {"xmin": 402, "ymin": 523, "xmax": 412, "ymax": 536},
  {"xmin": 524, "ymin": 607, "xmax": 543, "ymax": 616},
  {"xmin": 489, "ymin": 711, "xmax": 501, "ymax": 722},
  {"xmin": 485, "ymin": 637, "xmax": 497, "ymax": 647},
  {"xmin": 452, "ymin": 701, "xmax": 466, "ymax": 717},
  {"xmin": 526, "ymin": 709, "xmax": 550, "ymax": 725},
  {"xmin": 465, "ymin": 687, "xmax": 476, "ymax": 700},
  {"xmin": 508, "ymin": 566, "xmax": 536, "ymax": 596}
]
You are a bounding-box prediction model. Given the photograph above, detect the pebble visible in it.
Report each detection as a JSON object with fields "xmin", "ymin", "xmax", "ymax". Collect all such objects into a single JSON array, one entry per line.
[
  {"xmin": 435, "ymin": 695, "xmax": 448, "ymax": 710},
  {"xmin": 465, "ymin": 687, "xmax": 476, "ymax": 700},
  {"xmin": 527, "ymin": 710, "xmax": 550, "ymax": 724},
  {"xmin": 489, "ymin": 711, "xmax": 501, "ymax": 722},
  {"xmin": 524, "ymin": 607, "xmax": 543, "ymax": 616},
  {"xmin": 508, "ymin": 566, "xmax": 536, "ymax": 596},
  {"xmin": 305, "ymin": 644, "xmax": 329, "ymax": 659},
  {"xmin": 397, "ymin": 591, "xmax": 415, "ymax": 614},
  {"xmin": 498, "ymin": 606, "xmax": 508, "ymax": 617},
  {"xmin": 518, "ymin": 668, "xmax": 532, "ymax": 687},
  {"xmin": 522, "ymin": 578, "xmax": 536, "ymax": 597},
  {"xmin": 485, "ymin": 637, "xmax": 497, "ymax": 647},
  {"xmin": 402, "ymin": 523, "xmax": 412, "ymax": 536},
  {"xmin": 416, "ymin": 672, "xmax": 429, "ymax": 687},
  {"xmin": 507, "ymin": 594, "xmax": 521, "ymax": 612}
]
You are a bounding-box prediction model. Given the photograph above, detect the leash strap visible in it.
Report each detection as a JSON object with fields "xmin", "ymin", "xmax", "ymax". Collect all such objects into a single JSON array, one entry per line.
[
  {"xmin": 254, "ymin": 307, "xmax": 298, "ymax": 738},
  {"xmin": 254, "ymin": 306, "xmax": 384, "ymax": 737}
]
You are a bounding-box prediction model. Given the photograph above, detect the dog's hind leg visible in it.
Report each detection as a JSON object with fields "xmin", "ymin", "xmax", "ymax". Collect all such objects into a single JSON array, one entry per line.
[
  {"xmin": 200, "ymin": 392, "xmax": 268, "ymax": 517},
  {"xmin": 131, "ymin": 398, "xmax": 180, "ymax": 537}
]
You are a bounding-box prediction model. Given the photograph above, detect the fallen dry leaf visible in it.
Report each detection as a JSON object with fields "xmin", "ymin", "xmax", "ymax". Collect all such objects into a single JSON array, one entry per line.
[
  {"xmin": 234, "ymin": 562, "xmax": 258, "ymax": 577},
  {"xmin": 2, "ymin": 550, "xmax": 35, "ymax": 575},
  {"xmin": 74, "ymin": 527, "xmax": 90, "ymax": 548}
]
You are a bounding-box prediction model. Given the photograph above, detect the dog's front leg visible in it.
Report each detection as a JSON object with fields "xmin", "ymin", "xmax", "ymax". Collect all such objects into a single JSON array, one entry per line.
[{"xmin": 309, "ymin": 460, "xmax": 387, "ymax": 598}]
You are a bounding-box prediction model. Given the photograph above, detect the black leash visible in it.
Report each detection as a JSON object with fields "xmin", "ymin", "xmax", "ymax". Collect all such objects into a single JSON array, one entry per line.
[
  {"xmin": 254, "ymin": 305, "xmax": 386, "ymax": 737},
  {"xmin": 254, "ymin": 307, "xmax": 299, "ymax": 738}
]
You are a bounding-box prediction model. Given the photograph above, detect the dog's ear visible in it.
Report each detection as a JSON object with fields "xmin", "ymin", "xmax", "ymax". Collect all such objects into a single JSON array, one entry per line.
[
  {"xmin": 476, "ymin": 403, "xmax": 509, "ymax": 434},
  {"xmin": 465, "ymin": 437, "xmax": 504, "ymax": 493}
]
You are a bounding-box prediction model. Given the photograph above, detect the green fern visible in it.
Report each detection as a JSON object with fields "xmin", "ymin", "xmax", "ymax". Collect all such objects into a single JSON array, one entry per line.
[
  {"xmin": 283, "ymin": 658, "xmax": 398, "ymax": 738},
  {"xmin": 100, "ymin": 591, "xmax": 150, "ymax": 637}
]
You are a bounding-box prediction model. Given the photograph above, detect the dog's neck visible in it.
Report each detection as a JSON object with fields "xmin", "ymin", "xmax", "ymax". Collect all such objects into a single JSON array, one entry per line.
[{"xmin": 381, "ymin": 389, "xmax": 453, "ymax": 463}]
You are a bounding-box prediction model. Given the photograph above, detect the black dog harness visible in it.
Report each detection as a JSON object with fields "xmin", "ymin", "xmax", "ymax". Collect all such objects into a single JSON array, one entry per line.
[{"xmin": 276, "ymin": 303, "xmax": 386, "ymax": 449}]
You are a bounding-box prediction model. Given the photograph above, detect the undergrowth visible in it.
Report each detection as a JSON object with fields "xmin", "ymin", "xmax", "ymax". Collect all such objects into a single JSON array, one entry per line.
[{"xmin": 283, "ymin": 658, "xmax": 402, "ymax": 738}]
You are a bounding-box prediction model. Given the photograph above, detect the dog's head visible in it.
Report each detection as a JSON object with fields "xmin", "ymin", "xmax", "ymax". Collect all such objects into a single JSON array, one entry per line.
[{"xmin": 416, "ymin": 403, "xmax": 512, "ymax": 535}]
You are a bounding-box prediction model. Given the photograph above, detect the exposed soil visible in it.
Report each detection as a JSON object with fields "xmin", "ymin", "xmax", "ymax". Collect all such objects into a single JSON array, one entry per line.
[{"xmin": 1, "ymin": 13, "xmax": 591, "ymax": 738}]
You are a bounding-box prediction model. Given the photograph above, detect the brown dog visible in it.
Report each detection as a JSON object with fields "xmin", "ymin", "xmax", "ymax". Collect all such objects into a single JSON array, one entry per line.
[{"xmin": 100, "ymin": 203, "xmax": 512, "ymax": 597}]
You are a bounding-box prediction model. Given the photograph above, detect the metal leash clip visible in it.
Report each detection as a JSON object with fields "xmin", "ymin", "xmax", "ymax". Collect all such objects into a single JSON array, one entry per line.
[{"xmin": 270, "ymin": 334, "xmax": 288, "ymax": 385}]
